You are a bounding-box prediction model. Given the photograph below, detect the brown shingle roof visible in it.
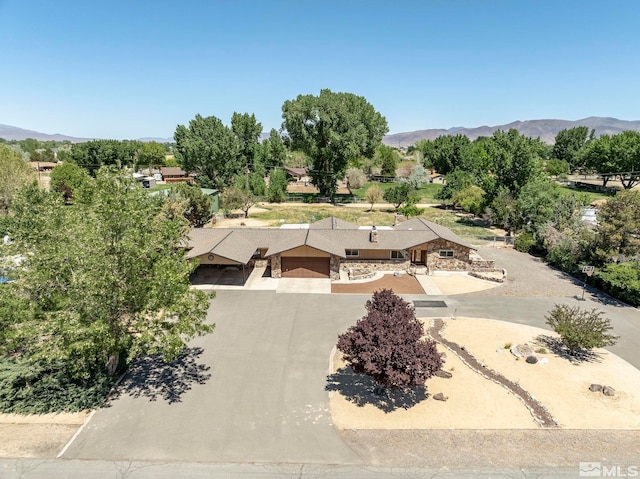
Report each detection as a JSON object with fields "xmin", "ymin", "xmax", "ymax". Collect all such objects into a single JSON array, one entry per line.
[
  {"xmin": 160, "ymin": 166, "xmax": 187, "ymax": 177},
  {"xmin": 185, "ymin": 217, "xmax": 474, "ymax": 264}
]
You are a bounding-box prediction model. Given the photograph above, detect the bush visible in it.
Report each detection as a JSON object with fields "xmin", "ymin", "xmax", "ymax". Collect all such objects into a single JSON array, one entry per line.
[
  {"xmin": 545, "ymin": 304, "xmax": 618, "ymax": 356},
  {"xmin": 594, "ymin": 262, "xmax": 640, "ymax": 306},
  {"xmin": 514, "ymin": 232, "xmax": 536, "ymax": 253},
  {"xmin": 345, "ymin": 168, "xmax": 366, "ymax": 190},
  {"xmin": 337, "ymin": 289, "xmax": 442, "ymax": 390},
  {"xmin": 0, "ymin": 359, "xmax": 116, "ymax": 413}
]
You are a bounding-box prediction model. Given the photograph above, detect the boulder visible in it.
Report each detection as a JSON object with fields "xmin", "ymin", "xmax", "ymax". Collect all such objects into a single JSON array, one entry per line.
[
  {"xmin": 589, "ymin": 384, "xmax": 603, "ymax": 392},
  {"xmin": 511, "ymin": 344, "xmax": 535, "ymax": 358},
  {"xmin": 526, "ymin": 355, "xmax": 538, "ymax": 364},
  {"xmin": 433, "ymin": 392, "xmax": 447, "ymax": 401},
  {"xmin": 602, "ymin": 386, "xmax": 615, "ymax": 397},
  {"xmin": 435, "ymin": 370, "xmax": 453, "ymax": 379},
  {"xmin": 537, "ymin": 357, "xmax": 549, "ymax": 364}
]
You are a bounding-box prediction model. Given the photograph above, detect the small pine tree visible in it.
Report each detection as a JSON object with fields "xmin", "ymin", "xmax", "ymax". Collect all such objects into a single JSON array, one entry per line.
[
  {"xmin": 337, "ymin": 289, "xmax": 442, "ymax": 390},
  {"xmin": 545, "ymin": 304, "xmax": 618, "ymax": 355}
]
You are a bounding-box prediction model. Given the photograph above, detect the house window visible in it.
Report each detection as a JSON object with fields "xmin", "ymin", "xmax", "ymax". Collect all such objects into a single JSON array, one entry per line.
[
  {"xmin": 252, "ymin": 249, "xmax": 262, "ymax": 259},
  {"xmin": 439, "ymin": 250, "xmax": 454, "ymax": 258},
  {"xmin": 390, "ymin": 250, "xmax": 406, "ymax": 259},
  {"xmin": 345, "ymin": 249, "xmax": 359, "ymax": 257}
]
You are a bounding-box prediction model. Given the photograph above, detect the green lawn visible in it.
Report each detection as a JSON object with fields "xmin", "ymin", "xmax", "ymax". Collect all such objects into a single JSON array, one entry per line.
[
  {"xmin": 149, "ymin": 183, "xmax": 173, "ymax": 192},
  {"xmin": 250, "ymin": 203, "xmax": 494, "ymax": 243},
  {"xmin": 558, "ymin": 185, "xmax": 616, "ymax": 203},
  {"xmin": 351, "ymin": 182, "xmax": 444, "ymax": 203}
]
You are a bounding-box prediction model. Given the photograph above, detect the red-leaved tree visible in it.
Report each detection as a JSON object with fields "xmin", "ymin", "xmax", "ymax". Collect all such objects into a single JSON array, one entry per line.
[{"xmin": 337, "ymin": 289, "xmax": 442, "ymax": 390}]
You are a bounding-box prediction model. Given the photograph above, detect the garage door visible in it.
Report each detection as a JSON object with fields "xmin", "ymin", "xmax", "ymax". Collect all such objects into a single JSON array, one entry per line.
[{"xmin": 281, "ymin": 257, "xmax": 330, "ymax": 278}]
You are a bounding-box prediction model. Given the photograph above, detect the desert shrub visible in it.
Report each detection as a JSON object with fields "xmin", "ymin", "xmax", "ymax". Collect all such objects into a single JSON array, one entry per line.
[
  {"xmin": 514, "ymin": 232, "xmax": 536, "ymax": 253},
  {"xmin": 545, "ymin": 304, "xmax": 618, "ymax": 356},
  {"xmin": 345, "ymin": 168, "xmax": 366, "ymax": 189}
]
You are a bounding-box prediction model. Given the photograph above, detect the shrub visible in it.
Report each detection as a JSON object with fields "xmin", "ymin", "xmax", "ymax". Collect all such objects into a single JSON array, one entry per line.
[
  {"xmin": 337, "ymin": 289, "xmax": 442, "ymax": 390},
  {"xmin": 545, "ymin": 304, "xmax": 618, "ymax": 356},
  {"xmin": 514, "ymin": 232, "xmax": 536, "ymax": 253},
  {"xmin": 0, "ymin": 359, "xmax": 116, "ymax": 413},
  {"xmin": 345, "ymin": 168, "xmax": 366, "ymax": 190}
]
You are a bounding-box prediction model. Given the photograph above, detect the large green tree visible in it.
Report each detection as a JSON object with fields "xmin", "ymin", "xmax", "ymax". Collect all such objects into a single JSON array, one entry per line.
[
  {"xmin": 9, "ymin": 168, "xmax": 213, "ymax": 379},
  {"xmin": 258, "ymin": 129, "xmax": 288, "ymax": 170},
  {"xmin": 583, "ymin": 131, "xmax": 640, "ymax": 188},
  {"xmin": 70, "ymin": 140, "xmax": 142, "ymax": 170},
  {"xmin": 174, "ymin": 114, "xmax": 241, "ymax": 189},
  {"xmin": 593, "ymin": 189, "xmax": 640, "ymax": 263},
  {"xmin": 49, "ymin": 161, "xmax": 90, "ymax": 201},
  {"xmin": 231, "ymin": 112, "xmax": 262, "ymax": 173},
  {"xmin": 487, "ymin": 129, "xmax": 540, "ymax": 198},
  {"xmin": 552, "ymin": 126, "xmax": 594, "ymax": 172},
  {"xmin": 138, "ymin": 141, "xmax": 166, "ymax": 169},
  {"xmin": 281, "ymin": 89, "xmax": 388, "ymax": 198},
  {"xmin": 0, "ymin": 144, "xmax": 37, "ymax": 214}
]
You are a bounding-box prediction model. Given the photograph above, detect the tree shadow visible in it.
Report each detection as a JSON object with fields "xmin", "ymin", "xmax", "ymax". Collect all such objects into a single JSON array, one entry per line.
[
  {"xmin": 111, "ymin": 347, "xmax": 211, "ymax": 404},
  {"xmin": 325, "ymin": 366, "xmax": 428, "ymax": 413},
  {"xmin": 534, "ymin": 334, "xmax": 602, "ymax": 363}
]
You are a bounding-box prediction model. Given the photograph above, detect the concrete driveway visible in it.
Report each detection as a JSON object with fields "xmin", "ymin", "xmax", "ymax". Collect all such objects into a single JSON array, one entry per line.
[
  {"xmin": 61, "ymin": 247, "xmax": 640, "ymax": 467},
  {"xmin": 62, "ymin": 291, "xmax": 368, "ymax": 463}
]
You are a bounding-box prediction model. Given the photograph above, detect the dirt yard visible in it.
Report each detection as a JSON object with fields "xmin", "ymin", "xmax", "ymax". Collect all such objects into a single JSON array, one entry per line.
[
  {"xmin": 329, "ymin": 318, "xmax": 640, "ymax": 430},
  {"xmin": 332, "ymin": 274, "xmax": 425, "ymax": 294},
  {"xmin": 0, "ymin": 411, "xmax": 88, "ymax": 457}
]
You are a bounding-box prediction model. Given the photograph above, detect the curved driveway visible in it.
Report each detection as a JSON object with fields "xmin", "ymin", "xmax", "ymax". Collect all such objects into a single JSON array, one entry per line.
[{"xmin": 62, "ymin": 247, "xmax": 640, "ymax": 466}]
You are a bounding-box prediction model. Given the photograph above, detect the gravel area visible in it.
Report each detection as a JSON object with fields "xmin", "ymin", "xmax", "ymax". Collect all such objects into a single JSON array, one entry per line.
[{"xmin": 471, "ymin": 247, "xmax": 587, "ymax": 297}]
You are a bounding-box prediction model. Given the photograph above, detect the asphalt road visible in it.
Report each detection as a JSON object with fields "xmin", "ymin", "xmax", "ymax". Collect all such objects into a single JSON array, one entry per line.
[{"xmin": 54, "ymin": 247, "xmax": 639, "ymax": 475}]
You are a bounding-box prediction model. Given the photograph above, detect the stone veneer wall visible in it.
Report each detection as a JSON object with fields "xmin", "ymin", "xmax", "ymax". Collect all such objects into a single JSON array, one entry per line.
[
  {"xmin": 271, "ymin": 254, "xmax": 282, "ymax": 278},
  {"xmin": 340, "ymin": 259, "xmax": 410, "ymax": 272},
  {"xmin": 469, "ymin": 259, "xmax": 495, "ymax": 272},
  {"xmin": 423, "ymin": 239, "xmax": 472, "ymax": 272},
  {"xmin": 330, "ymin": 255, "xmax": 341, "ymax": 280}
]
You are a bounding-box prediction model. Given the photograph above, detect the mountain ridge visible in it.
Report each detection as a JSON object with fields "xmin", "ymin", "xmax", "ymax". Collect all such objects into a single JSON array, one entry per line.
[
  {"xmin": 382, "ymin": 116, "xmax": 640, "ymax": 147},
  {"xmin": 2, "ymin": 116, "xmax": 640, "ymax": 147}
]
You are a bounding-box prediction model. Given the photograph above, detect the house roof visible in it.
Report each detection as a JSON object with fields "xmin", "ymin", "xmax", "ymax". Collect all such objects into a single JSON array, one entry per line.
[
  {"xmin": 308, "ymin": 216, "xmax": 359, "ymax": 230},
  {"xmin": 186, "ymin": 217, "xmax": 474, "ymax": 264},
  {"xmin": 160, "ymin": 166, "xmax": 186, "ymax": 177},
  {"xmin": 284, "ymin": 167, "xmax": 307, "ymax": 178}
]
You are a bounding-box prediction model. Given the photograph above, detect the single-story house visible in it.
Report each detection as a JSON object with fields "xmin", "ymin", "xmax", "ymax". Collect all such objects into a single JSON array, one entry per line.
[
  {"xmin": 186, "ymin": 217, "xmax": 493, "ymax": 280},
  {"xmin": 29, "ymin": 161, "xmax": 58, "ymax": 172},
  {"xmin": 160, "ymin": 166, "xmax": 192, "ymax": 183},
  {"xmin": 283, "ymin": 167, "xmax": 308, "ymax": 181}
]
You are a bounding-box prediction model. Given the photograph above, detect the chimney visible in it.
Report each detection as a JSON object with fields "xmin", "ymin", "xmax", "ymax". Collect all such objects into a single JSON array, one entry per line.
[{"xmin": 370, "ymin": 225, "xmax": 378, "ymax": 243}]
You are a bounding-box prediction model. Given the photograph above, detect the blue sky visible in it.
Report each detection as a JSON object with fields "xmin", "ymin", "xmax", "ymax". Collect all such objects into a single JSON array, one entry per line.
[{"xmin": 1, "ymin": 0, "xmax": 639, "ymax": 139}]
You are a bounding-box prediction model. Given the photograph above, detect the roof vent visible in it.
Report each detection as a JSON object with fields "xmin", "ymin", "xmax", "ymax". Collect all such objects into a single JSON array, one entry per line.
[{"xmin": 370, "ymin": 225, "xmax": 378, "ymax": 243}]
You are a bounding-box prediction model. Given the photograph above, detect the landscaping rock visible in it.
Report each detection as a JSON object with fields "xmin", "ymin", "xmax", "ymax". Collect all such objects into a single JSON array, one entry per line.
[
  {"xmin": 511, "ymin": 344, "xmax": 535, "ymax": 358},
  {"xmin": 526, "ymin": 355, "xmax": 538, "ymax": 364},
  {"xmin": 602, "ymin": 386, "xmax": 615, "ymax": 397},
  {"xmin": 537, "ymin": 357, "xmax": 549, "ymax": 364},
  {"xmin": 589, "ymin": 384, "xmax": 603, "ymax": 392},
  {"xmin": 433, "ymin": 393, "xmax": 447, "ymax": 401},
  {"xmin": 435, "ymin": 370, "xmax": 453, "ymax": 379}
]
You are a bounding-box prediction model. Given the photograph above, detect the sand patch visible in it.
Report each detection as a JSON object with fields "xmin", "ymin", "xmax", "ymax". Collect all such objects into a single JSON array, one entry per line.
[
  {"xmin": 329, "ymin": 318, "xmax": 640, "ymax": 430},
  {"xmin": 429, "ymin": 272, "xmax": 499, "ymax": 295}
]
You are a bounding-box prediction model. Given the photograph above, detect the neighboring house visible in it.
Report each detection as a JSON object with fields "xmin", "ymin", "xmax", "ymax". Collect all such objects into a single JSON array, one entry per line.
[
  {"xmin": 160, "ymin": 166, "xmax": 192, "ymax": 183},
  {"xmin": 283, "ymin": 167, "xmax": 308, "ymax": 181},
  {"xmin": 148, "ymin": 187, "xmax": 219, "ymax": 213},
  {"xmin": 186, "ymin": 217, "xmax": 494, "ymax": 280},
  {"xmin": 29, "ymin": 161, "xmax": 58, "ymax": 172}
]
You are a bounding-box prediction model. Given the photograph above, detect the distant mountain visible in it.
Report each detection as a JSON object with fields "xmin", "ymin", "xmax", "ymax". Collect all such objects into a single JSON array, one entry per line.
[
  {"xmin": 0, "ymin": 124, "xmax": 94, "ymax": 142},
  {"xmin": 138, "ymin": 137, "xmax": 174, "ymax": 143},
  {"xmin": 383, "ymin": 117, "xmax": 640, "ymax": 147}
]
